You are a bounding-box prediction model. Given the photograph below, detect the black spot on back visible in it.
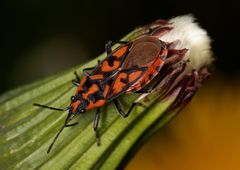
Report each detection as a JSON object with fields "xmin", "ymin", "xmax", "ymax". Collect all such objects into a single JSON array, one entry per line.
[
  {"xmin": 89, "ymin": 91, "xmax": 104, "ymax": 103},
  {"xmin": 83, "ymin": 77, "xmax": 93, "ymax": 92},
  {"xmin": 108, "ymin": 55, "xmax": 117, "ymax": 66},
  {"xmin": 120, "ymin": 77, "xmax": 128, "ymax": 84}
]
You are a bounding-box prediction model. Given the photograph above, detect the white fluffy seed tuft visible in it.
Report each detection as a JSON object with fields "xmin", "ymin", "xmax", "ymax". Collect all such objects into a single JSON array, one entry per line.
[{"xmin": 160, "ymin": 15, "xmax": 214, "ymax": 70}]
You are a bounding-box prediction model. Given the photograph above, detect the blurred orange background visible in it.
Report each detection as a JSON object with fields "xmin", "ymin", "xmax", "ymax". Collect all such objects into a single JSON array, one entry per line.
[{"xmin": 127, "ymin": 77, "xmax": 240, "ymax": 170}]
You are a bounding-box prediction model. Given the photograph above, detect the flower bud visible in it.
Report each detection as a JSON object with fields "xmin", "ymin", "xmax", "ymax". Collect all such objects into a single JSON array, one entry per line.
[{"xmin": 140, "ymin": 15, "xmax": 213, "ymax": 111}]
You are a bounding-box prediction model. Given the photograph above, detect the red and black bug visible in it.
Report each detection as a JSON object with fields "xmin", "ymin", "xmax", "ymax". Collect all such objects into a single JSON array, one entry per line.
[{"xmin": 33, "ymin": 19, "xmax": 182, "ymax": 153}]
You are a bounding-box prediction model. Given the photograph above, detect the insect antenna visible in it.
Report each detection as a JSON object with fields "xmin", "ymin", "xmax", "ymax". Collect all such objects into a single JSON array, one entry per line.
[
  {"xmin": 47, "ymin": 112, "xmax": 75, "ymax": 153},
  {"xmin": 47, "ymin": 124, "xmax": 66, "ymax": 153},
  {"xmin": 33, "ymin": 103, "xmax": 73, "ymax": 153},
  {"xmin": 33, "ymin": 103, "xmax": 69, "ymax": 111}
]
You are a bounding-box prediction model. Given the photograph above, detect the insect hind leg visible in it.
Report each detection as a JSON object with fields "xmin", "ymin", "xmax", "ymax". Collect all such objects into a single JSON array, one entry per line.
[
  {"xmin": 93, "ymin": 108, "xmax": 101, "ymax": 146},
  {"xmin": 113, "ymin": 98, "xmax": 148, "ymax": 118},
  {"xmin": 65, "ymin": 122, "xmax": 79, "ymax": 127}
]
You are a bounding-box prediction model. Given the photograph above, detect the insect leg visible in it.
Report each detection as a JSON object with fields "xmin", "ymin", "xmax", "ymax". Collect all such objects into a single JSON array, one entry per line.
[
  {"xmin": 72, "ymin": 80, "xmax": 80, "ymax": 86},
  {"xmin": 83, "ymin": 67, "xmax": 95, "ymax": 76},
  {"xmin": 72, "ymin": 61, "xmax": 101, "ymax": 86},
  {"xmin": 93, "ymin": 108, "xmax": 101, "ymax": 146},
  {"xmin": 82, "ymin": 60, "xmax": 101, "ymax": 76},
  {"xmin": 65, "ymin": 122, "xmax": 79, "ymax": 127},
  {"xmin": 105, "ymin": 41, "xmax": 129, "ymax": 54},
  {"xmin": 72, "ymin": 71, "xmax": 81, "ymax": 86},
  {"xmin": 93, "ymin": 108, "xmax": 101, "ymax": 131},
  {"xmin": 74, "ymin": 71, "xmax": 80, "ymax": 81},
  {"xmin": 113, "ymin": 99, "xmax": 148, "ymax": 118}
]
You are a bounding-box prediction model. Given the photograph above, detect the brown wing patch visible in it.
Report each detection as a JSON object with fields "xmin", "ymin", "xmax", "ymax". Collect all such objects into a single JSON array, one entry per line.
[{"xmin": 121, "ymin": 36, "xmax": 163, "ymax": 69}]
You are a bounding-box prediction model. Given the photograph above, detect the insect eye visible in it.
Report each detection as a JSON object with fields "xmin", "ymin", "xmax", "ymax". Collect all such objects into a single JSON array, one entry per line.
[
  {"xmin": 80, "ymin": 109, "xmax": 85, "ymax": 113},
  {"xmin": 71, "ymin": 96, "xmax": 76, "ymax": 101}
]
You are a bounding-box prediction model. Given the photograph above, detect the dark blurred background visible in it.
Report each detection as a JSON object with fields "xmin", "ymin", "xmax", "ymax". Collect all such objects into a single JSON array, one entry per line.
[{"xmin": 0, "ymin": 0, "xmax": 239, "ymax": 94}]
